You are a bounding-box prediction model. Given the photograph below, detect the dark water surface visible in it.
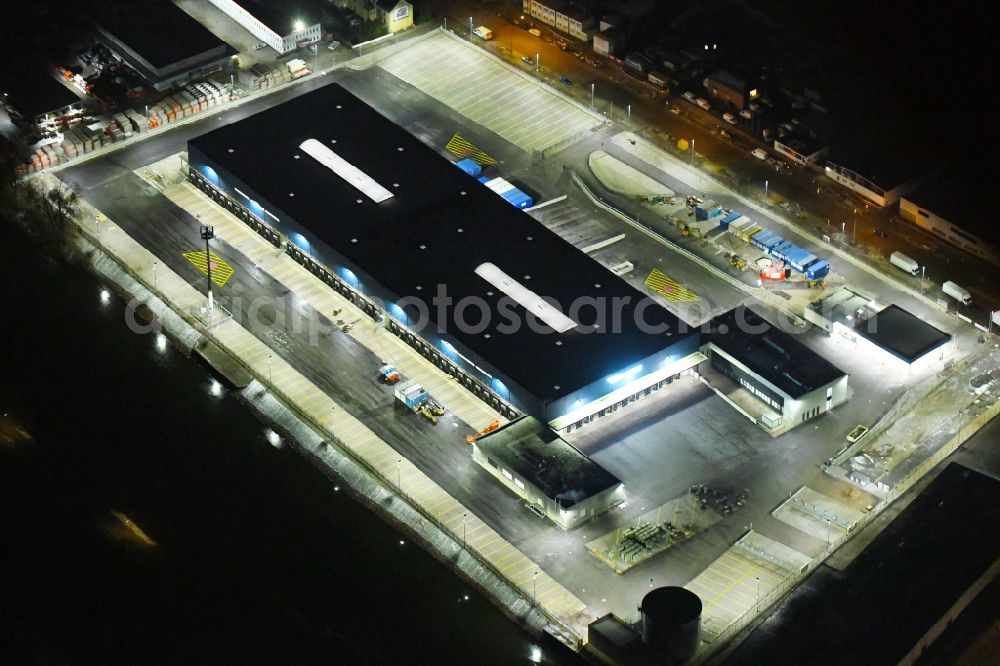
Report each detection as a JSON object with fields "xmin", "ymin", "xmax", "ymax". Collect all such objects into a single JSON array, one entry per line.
[{"xmin": 0, "ymin": 221, "xmax": 579, "ymax": 665}]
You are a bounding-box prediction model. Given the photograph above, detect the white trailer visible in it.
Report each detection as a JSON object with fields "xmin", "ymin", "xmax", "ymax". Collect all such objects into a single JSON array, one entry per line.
[
  {"xmin": 942, "ymin": 281, "xmax": 972, "ymax": 305},
  {"xmin": 889, "ymin": 251, "xmax": 919, "ymax": 276}
]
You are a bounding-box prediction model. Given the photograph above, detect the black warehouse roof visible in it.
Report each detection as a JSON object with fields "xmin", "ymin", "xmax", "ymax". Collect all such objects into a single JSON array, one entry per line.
[
  {"xmin": 708, "ymin": 306, "xmax": 845, "ymax": 398},
  {"xmin": 97, "ymin": 2, "xmax": 235, "ymax": 71},
  {"xmin": 475, "ymin": 417, "xmax": 621, "ymax": 506},
  {"xmin": 852, "ymin": 304, "xmax": 951, "ymax": 364},
  {"xmin": 187, "ymin": 84, "xmax": 694, "ymax": 402}
]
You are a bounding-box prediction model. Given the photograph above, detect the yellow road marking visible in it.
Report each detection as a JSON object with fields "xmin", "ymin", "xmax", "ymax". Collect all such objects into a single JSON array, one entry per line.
[{"xmin": 182, "ymin": 250, "xmax": 235, "ymax": 287}]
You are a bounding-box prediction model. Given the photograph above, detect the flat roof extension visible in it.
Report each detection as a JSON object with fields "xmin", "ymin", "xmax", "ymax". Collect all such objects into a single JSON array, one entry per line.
[
  {"xmin": 708, "ymin": 306, "xmax": 845, "ymax": 398},
  {"xmin": 187, "ymin": 83, "xmax": 694, "ymax": 402},
  {"xmin": 852, "ymin": 304, "xmax": 951, "ymax": 363},
  {"xmin": 476, "ymin": 417, "xmax": 621, "ymax": 507},
  {"xmin": 97, "ymin": 2, "xmax": 234, "ymax": 71}
]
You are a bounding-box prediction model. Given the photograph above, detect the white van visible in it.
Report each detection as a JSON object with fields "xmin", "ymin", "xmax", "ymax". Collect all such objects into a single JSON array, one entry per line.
[
  {"xmin": 473, "ymin": 26, "xmax": 493, "ymax": 40},
  {"xmin": 723, "ymin": 112, "xmax": 737, "ymax": 125},
  {"xmin": 751, "ymin": 148, "xmax": 768, "ymax": 160},
  {"xmin": 695, "ymin": 97, "xmax": 711, "ymax": 110}
]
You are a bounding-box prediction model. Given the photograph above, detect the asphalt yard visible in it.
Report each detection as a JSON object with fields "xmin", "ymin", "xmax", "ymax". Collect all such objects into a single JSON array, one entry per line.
[{"xmin": 379, "ymin": 32, "xmax": 601, "ymax": 153}]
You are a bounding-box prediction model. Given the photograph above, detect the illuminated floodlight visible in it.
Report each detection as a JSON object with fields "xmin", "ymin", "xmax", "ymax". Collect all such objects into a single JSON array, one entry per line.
[
  {"xmin": 294, "ymin": 20, "xmax": 305, "ymax": 31},
  {"xmin": 156, "ymin": 333, "xmax": 168, "ymax": 352},
  {"xmin": 266, "ymin": 429, "xmax": 282, "ymax": 447},
  {"xmin": 607, "ymin": 365, "xmax": 643, "ymax": 384},
  {"xmin": 99, "ymin": 288, "xmax": 111, "ymax": 304},
  {"xmin": 210, "ymin": 379, "xmax": 223, "ymax": 397}
]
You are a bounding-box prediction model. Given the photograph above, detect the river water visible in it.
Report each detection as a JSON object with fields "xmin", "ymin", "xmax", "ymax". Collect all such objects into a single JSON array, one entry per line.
[{"xmin": 0, "ymin": 220, "xmax": 580, "ymax": 665}]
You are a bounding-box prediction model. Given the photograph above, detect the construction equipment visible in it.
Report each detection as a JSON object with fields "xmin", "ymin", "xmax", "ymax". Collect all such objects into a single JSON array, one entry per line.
[
  {"xmin": 378, "ymin": 364, "xmax": 401, "ymax": 385},
  {"xmin": 728, "ymin": 254, "xmax": 746, "ymax": 270},
  {"xmin": 466, "ymin": 420, "xmax": 501, "ymax": 444},
  {"xmin": 806, "ymin": 279, "xmax": 828, "ymax": 289}
]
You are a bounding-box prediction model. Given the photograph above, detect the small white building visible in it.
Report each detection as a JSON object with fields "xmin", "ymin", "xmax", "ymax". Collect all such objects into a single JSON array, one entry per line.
[
  {"xmin": 337, "ymin": 0, "xmax": 414, "ymax": 34},
  {"xmin": 206, "ymin": 0, "xmax": 321, "ymax": 54}
]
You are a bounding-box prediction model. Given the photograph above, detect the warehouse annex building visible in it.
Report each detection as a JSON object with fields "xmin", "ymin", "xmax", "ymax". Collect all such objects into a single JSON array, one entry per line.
[
  {"xmin": 702, "ymin": 307, "xmax": 848, "ymax": 428},
  {"xmin": 94, "ymin": 2, "xmax": 238, "ymax": 91},
  {"xmin": 186, "ymin": 84, "xmax": 703, "ymax": 430},
  {"xmin": 206, "ymin": 0, "xmax": 322, "ymax": 54},
  {"xmin": 471, "ymin": 417, "xmax": 624, "ymax": 529}
]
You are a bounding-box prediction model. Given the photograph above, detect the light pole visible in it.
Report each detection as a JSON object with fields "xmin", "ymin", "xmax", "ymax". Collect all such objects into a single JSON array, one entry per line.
[
  {"xmin": 468, "ymin": 16, "xmax": 473, "ymax": 36},
  {"xmin": 152, "ymin": 260, "xmax": 158, "ymax": 288},
  {"xmin": 590, "ymin": 82, "xmax": 594, "ymax": 107},
  {"xmin": 755, "ymin": 576, "xmax": 760, "ymax": 610},
  {"xmin": 200, "ymin": 225, "xmax": 215, "ymax": 317},
  {"xmin": 396, "ymin": 459, "xmax": 402, "ymax": 491},
  {"xmin": 443, "ymin": 17, "xmax": 447, "ymax": 30},
  {"xmin": 535, "ymin": 52, "xmax": 539, "ymax": 71},
  {"xmin": 267, "ymin": 353, "xmax": 273, "ymax": 383},
  {"xmin": 627, "ymin": 104, "xmax": 631, "ymax": 121},
  {"xmin": 533, "ymin": 570, "xmax": 538, "ymax": 605},
  {"xmin": 764, "ymin": 179, "xmax": 769, "ymax": 200},
  {"xmin": 462, "ymin": 512, "xmax": 468, "ymax": 546},
  {"xmin": 852, "ymin": 218, "xmax": 857, "ymax": 244},
  {"xmin": 690, "ymin": 139, "xmax": 695, "ymax": 167},
  {"xmin": 921, "ymin": 265, "xmax": 926, "ymax": 293}
]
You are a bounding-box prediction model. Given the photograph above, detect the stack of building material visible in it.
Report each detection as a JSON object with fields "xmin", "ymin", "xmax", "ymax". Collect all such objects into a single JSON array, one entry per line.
[{"xmin": 124, "ymin": 109, "xmax": 146, "ymax": 133}]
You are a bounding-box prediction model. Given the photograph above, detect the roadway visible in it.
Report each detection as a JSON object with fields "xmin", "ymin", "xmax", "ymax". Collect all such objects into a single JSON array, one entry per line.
[{"xmin": 439, "ymin": 0, "xmax": 1000, "ymax": 316}]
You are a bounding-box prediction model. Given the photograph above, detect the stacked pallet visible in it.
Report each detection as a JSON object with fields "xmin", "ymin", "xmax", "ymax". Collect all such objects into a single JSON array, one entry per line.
[{"xmin": 239, "ymin": 63, "xmax": 292, "ymax": 90}]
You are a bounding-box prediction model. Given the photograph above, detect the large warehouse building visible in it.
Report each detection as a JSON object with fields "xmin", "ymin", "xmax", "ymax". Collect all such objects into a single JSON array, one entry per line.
[{"xmin": 186, "ymin": 84, "xmax": 702, "ymax": 429}]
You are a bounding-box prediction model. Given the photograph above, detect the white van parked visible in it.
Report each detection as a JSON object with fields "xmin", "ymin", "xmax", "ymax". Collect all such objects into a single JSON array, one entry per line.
[{"xmin": 751, "ymin": 148, "xmax": 768, "ymax": 160}]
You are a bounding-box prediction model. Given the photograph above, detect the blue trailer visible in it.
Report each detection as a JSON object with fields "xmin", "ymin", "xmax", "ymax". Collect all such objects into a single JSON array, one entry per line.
[
  {"xmin": 501, "ymin": 188, "xmax": 534, "ymax": 209},
  {"xmin": 720, "ymin": 211, "xmax": 741, "ymax": 229},
  {"xmin": 785, "ymin": 246, "xmax": 818, "ymax": 273},
  {"xmin": 750, "ymin": 229, "xmax": 784, "ymax": 252},
  {"xmin": 770, "ymin": 241, "xmax": 794, "ymax": 263},
  {"xmin": 455, "ymin": 158, "xmax": 482, "ymax": 177},
  {"xmin": 805, "ymin": 259, "xmax": 830, "ymax": 280}
]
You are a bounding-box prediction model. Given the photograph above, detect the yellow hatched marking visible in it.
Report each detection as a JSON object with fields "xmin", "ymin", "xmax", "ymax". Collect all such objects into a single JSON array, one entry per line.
[
  {"xmin": 645, "ymin": 268, "xmax": 700, "ymax": 302},
  {"xmin": 181, "ymin": 250, "xmax": 235, "ymax": 287}
]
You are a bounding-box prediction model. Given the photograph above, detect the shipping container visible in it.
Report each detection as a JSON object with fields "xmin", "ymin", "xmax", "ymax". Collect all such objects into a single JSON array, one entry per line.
[
  {"xmin": 455, "ymin": 158, "xmax": 482, "ymax": 177},
  {"xmin": 804, "ymin": 260, "xmax": 830, "ymax": 280}
]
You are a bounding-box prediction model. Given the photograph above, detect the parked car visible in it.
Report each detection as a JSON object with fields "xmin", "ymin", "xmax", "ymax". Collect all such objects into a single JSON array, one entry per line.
[
  {"xmin": 528, "ymin": 28, "xmax": 542, "ymax": 37},
  {"xmin": 722, "ymin": 112, "xmax": 737, "ymax": 125},
  {"xmin": 682, "ymin": 91, "xmax": 696, "ymax": 103},
  {"xmin": 253, "ymin": 41, "xmax": 267, "ymax": 50},
  {"xmin": 328, "ymin": 41, "xmax": 341, "ymax": 51},
  {"xmin": 521, "ymin": 55, "xmax": 534, "ymax": 65},
  {"xmin": 751, "ymin": 147, "xmax": 768, "ymax": 160},
  {"xmin": 559, "ymin": 75, "xmax": 573, "ymax": 86}
]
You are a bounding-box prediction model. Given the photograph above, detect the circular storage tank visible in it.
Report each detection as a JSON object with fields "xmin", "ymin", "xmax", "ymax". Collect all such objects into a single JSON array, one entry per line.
[{"xmin": 640, "ymin": 586, "xmax": 702, "ymax": 663}]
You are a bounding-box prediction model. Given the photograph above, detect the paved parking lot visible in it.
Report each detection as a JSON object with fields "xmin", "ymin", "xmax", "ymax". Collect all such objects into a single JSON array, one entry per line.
[
  {"xmin": 380, "ymin": 32, "xmax": 600, "ymax": 153},
  {"xmin": 685, "ymin": 547, "xmax": 790, "ymax": 637}
]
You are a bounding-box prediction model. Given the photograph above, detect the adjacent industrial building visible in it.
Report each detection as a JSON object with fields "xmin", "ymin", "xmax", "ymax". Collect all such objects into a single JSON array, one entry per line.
[
  {"xmin": 523, "ymin": 0, "xmax": 596, "ymax": 41},
  {"xmin": 94, "ymin": 2, "xmax": 238, "ymax": 91},
  {"xmin": 774, "ymin": 132, "xmax": 828, "ymax": 166},
  {"xmin": 186, "ymin": 84, "xmax": 703, "ymax": 431},
  {"xmin": 899, "ymin": 169, "xmax": 999, "ymax": 266},
  {"xmin": 804, "ymin": 289, "xmax": 953, "ymax": 371},
  {"xmin": 1, "ymin": 67, "xmax": 85, "ymax": 130},
  {"xmin": 702, "ymin": 307, "xmax": 848, "ymax": 427},
  {"xmin": 471, "ymin": 417, "xmax": 625, "ymax": 529},
  {"xmin": 702, "ymin": 70, "xmax": 755, "ymax": 110},
  {"xmin": 336, "ymin": 0, "xmax": 414, "ymax": 34},
  {"xmin": 206, "ymin": 0, "xmax": 322, "ymax": 54}
]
